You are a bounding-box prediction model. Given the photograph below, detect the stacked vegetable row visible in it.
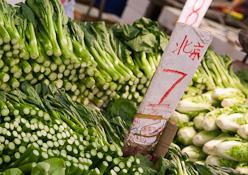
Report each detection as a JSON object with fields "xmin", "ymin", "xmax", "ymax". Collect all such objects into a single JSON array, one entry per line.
[
  {"xmin": 0, "ymin": 82, "xmax": 143, "ymax": 174},
  {"xmin": 0, "ymin": 0, "xmax": 167, "ymax": 107},
  {"xmin": 171, "ymin": 50, "xmax": 248, "ymax": 173},
  {"xmin": 103, "ymin": 99, "xmax": 244, "ymax": 175},
  {"xmin": 1, "ymin": 158, "xmax": 70, "ymax": 175},
  {"xmin": 0, "ymin": 0, "xmax": 247, "ymax": 174}
]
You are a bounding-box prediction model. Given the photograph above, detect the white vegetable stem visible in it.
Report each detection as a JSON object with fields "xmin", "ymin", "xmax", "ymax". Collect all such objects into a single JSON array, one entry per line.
[
  {"xmin": 177, "ymin": 126, "xmax": 197, "ymax": 145},
  {"xmin": 237, "ymin": 124, "xmax": 248, "ymax": 140},
  {"xmin": 181, "ymin": 145, "xmax": 206, "ymax": 161},
  {"xmin": 216, "ymin": 113, "xmax": 247, "ymax": 132},
  {"xmin": 193, "ymin": 130, "xmax": 219, "ymax": 146}
]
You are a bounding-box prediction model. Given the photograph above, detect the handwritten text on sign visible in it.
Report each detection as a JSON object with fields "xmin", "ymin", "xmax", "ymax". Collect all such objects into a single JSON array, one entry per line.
[
  {"xmin": 125, "ymin": 23, "xmax": 212, "ymax": 148},
  {"xmin": 178, "ymin": 0, "xmax": 213, "ymax": 27}
]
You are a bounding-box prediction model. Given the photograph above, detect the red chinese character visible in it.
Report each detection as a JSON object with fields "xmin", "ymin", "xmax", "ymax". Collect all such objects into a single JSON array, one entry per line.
[
  {"xmin": 189, "ymin": 42, "xmax": 204, "ymax": 60},
  {"xmin": 173, "ymin": 35, "xmax": 193, "ymax": 55}
]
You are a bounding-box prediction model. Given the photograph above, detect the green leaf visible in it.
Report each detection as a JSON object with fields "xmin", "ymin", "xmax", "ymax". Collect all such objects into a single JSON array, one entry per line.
[
  {"xmin": 114, "ymin": 24, "xmax": 140, "ymax": 40},
  {"xmin": 31, "ymin": 162, "xmax": 50, "ymax": 175},
  {"xmin": 104, "ymin": 98, "xmax": 137, "ymax": 125},
  {"xmin": 44, "ymin": 158, "xmax": 66, "ymax": 175},
  {"xmin": 20, "ymin": 82, "xmax": 45, "ymax": 110},
  {"xmin": 135, "ymin": 155, "xmax": 158, "ymax": 175},
  {"xmin": 114, "ymin": 17, "xmax": 167, "ymax": 53},
  {"xmin": 2, "ymin": 168, "xmax": 23, "ymax": 175},
  {"xmin": 155, "ymin": 157, "xmax": 171, "ymax": 175},
  {"xmin": 31, "ymin": 158, "xmax": 65, "ymax": 175},
  {"xmin": 20, "ymin": 3, "xmax": 36, "ymax": 25},
  {"xmin": 195, "ymin": 164, "xmax": 212, "ymax": 175},
  {"xmin": 237, "ymin": 69, "xmax": 248, "ymax": 84},
  {"xmin": 126, "ymin": 31, "xmax": 157, "ymax": 52}
]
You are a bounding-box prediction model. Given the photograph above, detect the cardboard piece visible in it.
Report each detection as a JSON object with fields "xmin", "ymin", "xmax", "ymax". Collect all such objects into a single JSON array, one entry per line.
[{"xmin": 124, "ymin": 23, "xmax": 212, "ymax": 155}]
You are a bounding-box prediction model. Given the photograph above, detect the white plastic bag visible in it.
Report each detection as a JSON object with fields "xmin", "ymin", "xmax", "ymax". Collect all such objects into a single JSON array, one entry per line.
[{"xmin": 62, "ymin": 0, "xmax": 75, "ymax": 19}]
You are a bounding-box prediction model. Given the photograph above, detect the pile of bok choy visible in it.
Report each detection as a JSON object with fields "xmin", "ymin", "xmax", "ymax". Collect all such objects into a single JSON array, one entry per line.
[{"xmin": 172, "ymin": 50, "xmax": 248, "ymax": 174}]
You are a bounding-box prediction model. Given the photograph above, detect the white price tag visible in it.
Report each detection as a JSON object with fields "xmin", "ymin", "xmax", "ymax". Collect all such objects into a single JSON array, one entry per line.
[
  {"xmin": 178, "ymin": 0, "xmax": 213, "ymax": 27},
  {"xmin": 124, "ymin": 23, "xmax": 212, "ymax": 153}
]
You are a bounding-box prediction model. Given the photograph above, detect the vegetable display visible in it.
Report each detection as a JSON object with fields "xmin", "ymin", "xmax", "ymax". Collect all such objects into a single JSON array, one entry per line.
[
  {"xmin": 0, "ymin": 0, "xmax": 167, "ymax": 108},
  {"xmin": 0, "ymin": 82, "xmax": 241, "ymax": 175},
  {"xmin": 0, "ymin": 0, "xmax": 247, "ymax": 174},
  {"xmin": 0, "ymin": 82, "xmax": 143, "ymax": 174},
  {"xmin": 104, "ymin": 99, "xmax": 243, "ymax": 175},
  {"xmin": 173, "ymin": 50, "xmax": 248, "ymax": 173}
]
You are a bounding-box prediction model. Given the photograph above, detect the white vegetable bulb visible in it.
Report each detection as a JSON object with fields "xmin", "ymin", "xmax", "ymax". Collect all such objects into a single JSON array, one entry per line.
[
  {"xmin": 202, "ymin": 91, "xmax": 214, "ymax": 104},
  {"xmin": 169, "ymin": 111, "xmax": 190, "ymax": 128},
  {"xmin": 181, "ymin": 145, "xmax": 206, "ymax": 161},
  {"xmin": 205, "ymin": 155, "xmax": 221, "ymax": 166},
  {"xmin": 216, "ymin": 113, "xmax": 245, "ymax": 132},
  {"xmin": 203, "ymin": 139, "xmax": 223, "ymax": 155},
  {"xmin": 214, "ymin": 141, "xmax": 241, "ymax": 161},
  {"xmin": 213, "ymin": 88, "xmax": 244, "ymax": 100},
  {"xmin": 202, "ymin": 115, "xmax": 218, "ymax": 131},
  {"xmin": 236, "ymin": 164, "xmax": 248, "ymax": 175},
  {"xmin": 237, "ymin": 124, "xmax": 248, "ymax": 140},
  {"xmin": 206, "ymin": 155, "xmax": 238, "ymax": 168},
  {"xmin": 195, "ymin": 161, "xmax": 205, "ymax": 165},
  {"xmin": 176, "ymin": 100, "xmax": 212, "ymax": 114},
  {"xmin": 177, "ymin": 126, "xmax": 197, "ymax": 145},
  {"xmin": 221, "ymin": 97, "xmax": 245, "ymax": 108},
  {"xmin": 193, "ymin": 130, "xmax": 219, "ymax": 146},
  {"xmin": 193, "ymin": 113, "xmax": 205, "ymax": 130}
]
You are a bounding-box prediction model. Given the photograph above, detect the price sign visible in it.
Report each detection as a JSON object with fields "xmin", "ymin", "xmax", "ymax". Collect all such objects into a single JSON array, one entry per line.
[
  {"xmin": 123, "ymin": 23, "xmax": 212, "ymax": 155},
  {"xmin": 123, "ymin": 0, "xmax": 213, "ymax": 156},
  {"xmin": 178, "ymin": 0, "xmax": 213, "ymax": 27}
]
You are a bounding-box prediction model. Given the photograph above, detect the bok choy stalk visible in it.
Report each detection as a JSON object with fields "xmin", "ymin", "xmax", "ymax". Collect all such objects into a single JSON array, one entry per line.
[
  {"xmin": 181, "ymin": 145, "xmax": 206, "ymax": 161},
  {"xmin": 237, "ymin": 124, "xmax": 248, "ymax": 140},
  {"xmin": 221, "ymin": 97, "xmax": 247, "ymax": 108},
  {"xmin": 214, "ymin": 140, "xmax": 248, "ymax": 162},
  {"xmin": 156, "ymin": 143, "xmax": 240, "ymax": 175},
  {"xmin": 213, "ymin": 88, "xmax": 245, "ymax": 101},
  {"xmin": 0, "ymin": 0, "xmax": 20, "ymax": 45},
  {"xmin": 169, "ymin": 111, "xmax": 190, "ymax": 128},
  {"xmin": 201, "ymin": 107, "xmax": 234, "ymax": 131},
  {"xmin": 193, "ymin": 113, "xmax": 206, "ymax": 130},
  {"xmin": 212, "ymin": 88, "xmax": 247, "ymax": 107},
  {"xmin": 236, "ymin": 163, "xmax": 248, "ymax": 175},
  {"xmin": 176, "ymin": 99, "xmax": 213, "ymax": 116},
  {"xmin": 176, "ymin": 124, "xmax": 197, "ymax": 146},
  {"xmin": 205, "ymin": 155, "xmax": 238, "ymax": 168},
  {"xmin": 202, "ymin": 134, "xmax": 239, "ymax": 155},
  {"xmin": 192, "ymin": 130, "xmax": 220, "ymax": 146},
  {"xmin": 204, "ymin": 50, "xmax": 248, "ymax": 96},
  {"xmin": 26, "ymin": 0, "xmax": 61, "ymax": 56},
  {"xmin": 216, "ymin": 112, "xmax": 248, "ymax": 132},
  {"xmin": 176, "ymin": 92, "xmax": 215, "ymax": 116}
]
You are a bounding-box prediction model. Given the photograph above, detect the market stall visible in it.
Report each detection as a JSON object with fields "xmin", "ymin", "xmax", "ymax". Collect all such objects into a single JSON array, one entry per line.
[{"xmin": 0, "ymin": 0, "xmax": 247, "ymax": 175}]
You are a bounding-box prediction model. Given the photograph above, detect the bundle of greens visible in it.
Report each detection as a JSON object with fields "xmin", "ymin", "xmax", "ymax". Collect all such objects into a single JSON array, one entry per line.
[
  {"xmin": 0, "ymin": 82, "xmax": 143, "ymax": 175},
  {"xmin": 1, "ymin": 82, "xmax": 243, "ymax": 175},
  {"xmin": 0, "ymin": 0, "xmax": 167, "ymax": 108},
  {"xmin": 173, "ymin": 50, "xmax": 248, "ymax": 174},
  {"xmin": 0, "ymin": 0, "xmax": 247, "ymax": 174},
  {"xmin": 0, "ymin": 158, "xmax": 66, "ymax": 175},
  {"xmin": 156, "ymin": 143, "xmax": 241, "ymax": 175}
]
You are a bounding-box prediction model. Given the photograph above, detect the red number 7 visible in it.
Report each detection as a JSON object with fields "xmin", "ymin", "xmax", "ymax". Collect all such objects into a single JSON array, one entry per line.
[{"xmin": 159, "ymin": 69, "xmax": 187, "ymax": 104}]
